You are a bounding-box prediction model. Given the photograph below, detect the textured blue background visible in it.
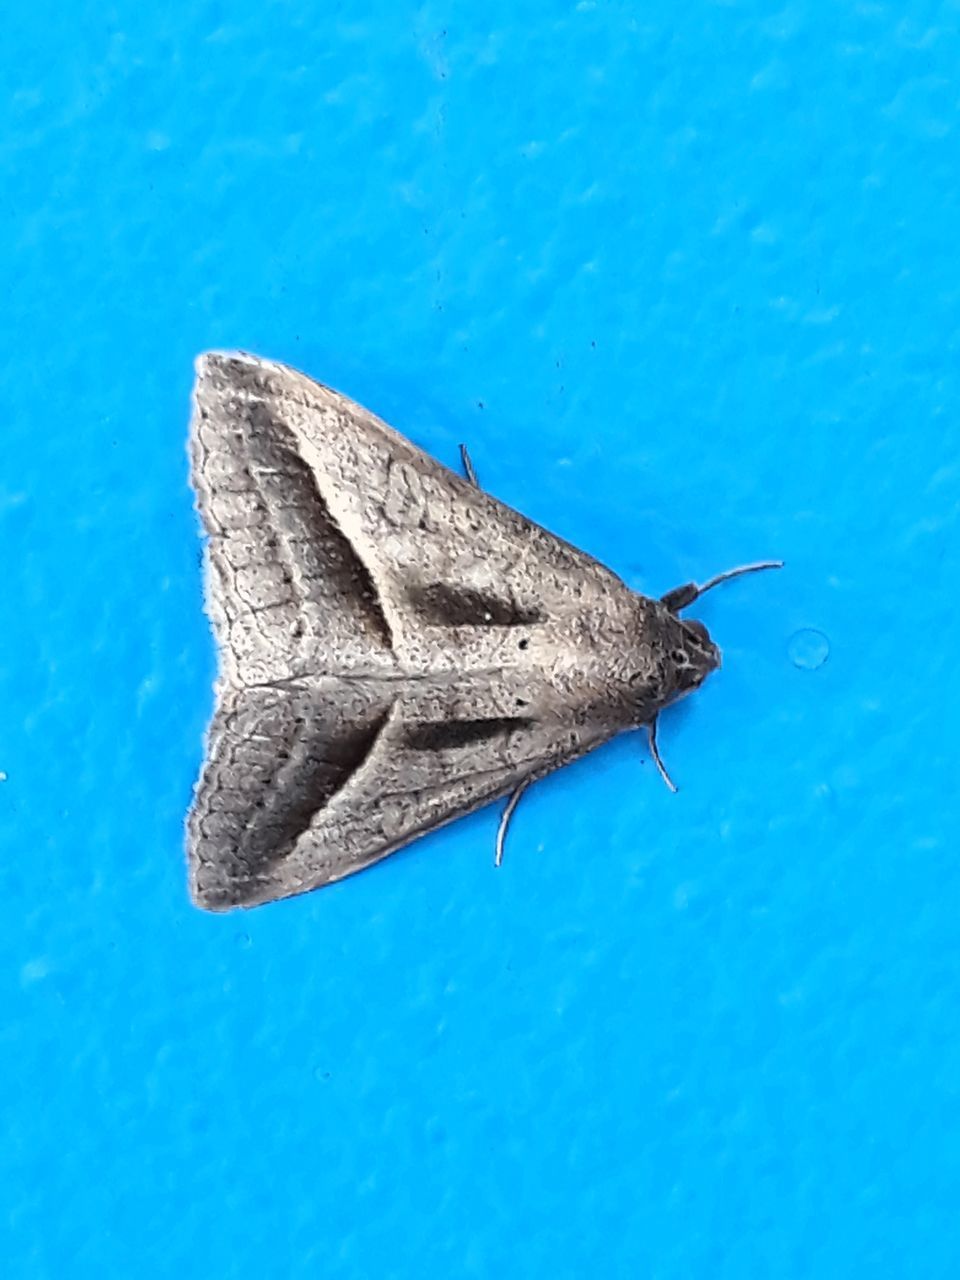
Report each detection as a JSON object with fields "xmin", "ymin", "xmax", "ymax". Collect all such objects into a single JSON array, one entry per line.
[{"xmin": 3, "ymin": 3, "xmax": 959, "ymax": 1276}]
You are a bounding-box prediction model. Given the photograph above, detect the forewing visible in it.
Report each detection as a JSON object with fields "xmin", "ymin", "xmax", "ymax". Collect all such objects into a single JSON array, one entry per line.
[
  {"xmin": 194, "ymin": 352, "xmax": 630, "ymax": 659},
  {"xmin": 191, "ymin": 361, "xmax": 395, "ymax": 686},
  {"xmin": 190, "ymin": 674, "xmax": 617, "ymax": 910}
]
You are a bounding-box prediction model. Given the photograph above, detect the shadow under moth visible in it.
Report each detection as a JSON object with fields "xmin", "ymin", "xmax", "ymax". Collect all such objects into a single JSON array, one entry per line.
[{"xmin": 187, "ymin": 352, "xmax": 779, "ymax": 911}]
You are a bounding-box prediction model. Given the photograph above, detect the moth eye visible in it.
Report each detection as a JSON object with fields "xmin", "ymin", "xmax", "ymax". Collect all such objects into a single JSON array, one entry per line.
[
  {"xmin": 670, "ymin": 649, "xmax": 687, "ymax": 665},
  {"xmin": 517, "ymin": 638, "xmax": 529, "ymax": 651},
  {"xmin": 685, "ymin": 620, "xmax": 710, "ymax": 646},
  {"xmin": 515, "ymin": 697, "xmax": 528, "ymax": 708}
]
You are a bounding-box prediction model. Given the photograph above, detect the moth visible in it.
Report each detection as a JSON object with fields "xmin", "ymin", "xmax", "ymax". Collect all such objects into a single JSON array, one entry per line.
[{"xmin": 187, "ymin": 352, "xmax": 779, "ymax": 911}]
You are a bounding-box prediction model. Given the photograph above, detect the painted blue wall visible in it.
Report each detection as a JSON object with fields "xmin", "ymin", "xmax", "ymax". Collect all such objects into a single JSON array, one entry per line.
[{"xmin": 3, "ymin": 3, "xmax": 958, "ymax": 1276}]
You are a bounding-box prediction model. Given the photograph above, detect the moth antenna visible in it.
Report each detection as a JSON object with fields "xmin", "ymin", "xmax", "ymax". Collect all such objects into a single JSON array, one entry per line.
[
  {"xmin": 459, "ymin": 443, "xmax": 479, "ymax": 487},
  {"xmin": 661, "ymin": 559, "xmax": 783, "ymax": 613},
  {"xmin": 646, "ymin": 718, "xmax": 678, "ymax": 793},
  {"xmin": 495, "ymin": 780, "xmax": 531, "ymax": 867}
]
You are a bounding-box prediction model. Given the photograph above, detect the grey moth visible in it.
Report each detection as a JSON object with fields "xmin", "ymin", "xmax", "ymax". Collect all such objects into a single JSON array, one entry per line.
[{"xmin": 187, "ymin": 352, "xmax": 778, "ymax": 910}]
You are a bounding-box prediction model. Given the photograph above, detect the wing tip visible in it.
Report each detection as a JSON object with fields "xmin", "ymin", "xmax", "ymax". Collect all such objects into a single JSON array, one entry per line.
[
  {"xmin": 191, "ymin": 351, "xmax": 318, "ymax": 430},
  {"xmin": 189, "ymin": 880, "xmax": 235, "ymax": 913},
  {"xmin": 189, "ymin": 350, "xmax": 276, "ymax": 468},
  {"xmin": 185, "ymin": 787, "xmax": 268, "ymax": 913},
  {"xmin": 186, "ymin": 800, "xmax": 303, "ymax": 913},
  {"xmin": 188, "ymin": 853, "xmax": 282, "ymax": 913},
  {"xmin": 194, "ymin": 348, "xmax": 260, "ymax": 376},
  {"xmin": 192, "ymin": 349, "xmax": 270, "ymax": 402}
]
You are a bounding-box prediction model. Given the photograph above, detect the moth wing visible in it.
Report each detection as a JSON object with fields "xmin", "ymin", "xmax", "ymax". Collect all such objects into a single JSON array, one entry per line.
[
  {"xmin": 193, "ymin": 352, "xmax": 631, "ymax": 659},
  {"xmin": 189, "ymin": 676, "xmax": 617, "ymax": 910},
  {"xmin": 191, "ymin": 358, "xmax": 396, "ymax": 687}
]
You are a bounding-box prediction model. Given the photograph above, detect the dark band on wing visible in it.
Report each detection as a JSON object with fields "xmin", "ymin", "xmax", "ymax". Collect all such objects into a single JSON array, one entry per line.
[
  {"xmin": 247, "ymin": 402, "xmax": 394, "ymax": 651},
  {"xmin": 404, "ymin": 716, "xmax": 535, "ymax": 752},
  {"xmin": 408, "ymin": 581, "xmax": 543, "ymax": 627},
  {"xmin": 192, "ymin": 355, "xmax": 395, "ymax": 658},
  {"xmin": 190, "ymin": 689, "xmax": 393, "ymax": 909}
]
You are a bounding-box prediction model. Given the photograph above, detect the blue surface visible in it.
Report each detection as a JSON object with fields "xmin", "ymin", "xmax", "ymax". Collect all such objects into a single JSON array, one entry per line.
[{"xmin": 2, "ymin": 3, "xmax": 959, "ymax": 1276}]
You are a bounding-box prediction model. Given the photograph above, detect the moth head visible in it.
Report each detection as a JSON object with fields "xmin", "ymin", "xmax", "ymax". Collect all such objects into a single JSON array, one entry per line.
[
  {"xmin": 656, "ymin": 559, "xmax": 782, "ymax": 698},
  {"xmin": 627, "ymin": 607, "xmax": 720, "ymax": 717},
  {"xmin": 659, "ymin": 613, "xmax": 721, "ymax": 702},
  {"xmin": 678, "ymin": 615, "xmax": 720, "ymax": 680}
]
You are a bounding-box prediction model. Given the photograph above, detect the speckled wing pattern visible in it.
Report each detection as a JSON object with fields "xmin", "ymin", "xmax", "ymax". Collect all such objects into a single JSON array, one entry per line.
[{"xmin": 187, "ymin": 352, "xmax": 647, "ymax": 910}]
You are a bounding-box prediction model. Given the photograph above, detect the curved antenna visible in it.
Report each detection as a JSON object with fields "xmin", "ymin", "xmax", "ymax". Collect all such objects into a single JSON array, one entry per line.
[{"xmin": 661, "ymin": 559, "xmax": 783, "ymax": 614}]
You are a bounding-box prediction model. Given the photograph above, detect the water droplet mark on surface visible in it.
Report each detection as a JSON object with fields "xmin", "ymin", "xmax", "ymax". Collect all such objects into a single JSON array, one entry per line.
[{"xmin": 789, "ymin": 628, "xmax": 830, "ymax": 670}]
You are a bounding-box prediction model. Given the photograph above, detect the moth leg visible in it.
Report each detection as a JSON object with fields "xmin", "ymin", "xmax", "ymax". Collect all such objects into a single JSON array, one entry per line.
[
  {"xmin": 459, "ymin": 443, "xmax": 480, "ymax": 487},
  {"xmin": 646, "ymin": 718, "xmax": 678, "ymax": 793},
  {"xmin": 661, "ymin": 559, "xmax": 783, "ymax": 613},
  {"xmin": 495, "ymin": 779, "xmax": 531, "ymax": 867}
]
